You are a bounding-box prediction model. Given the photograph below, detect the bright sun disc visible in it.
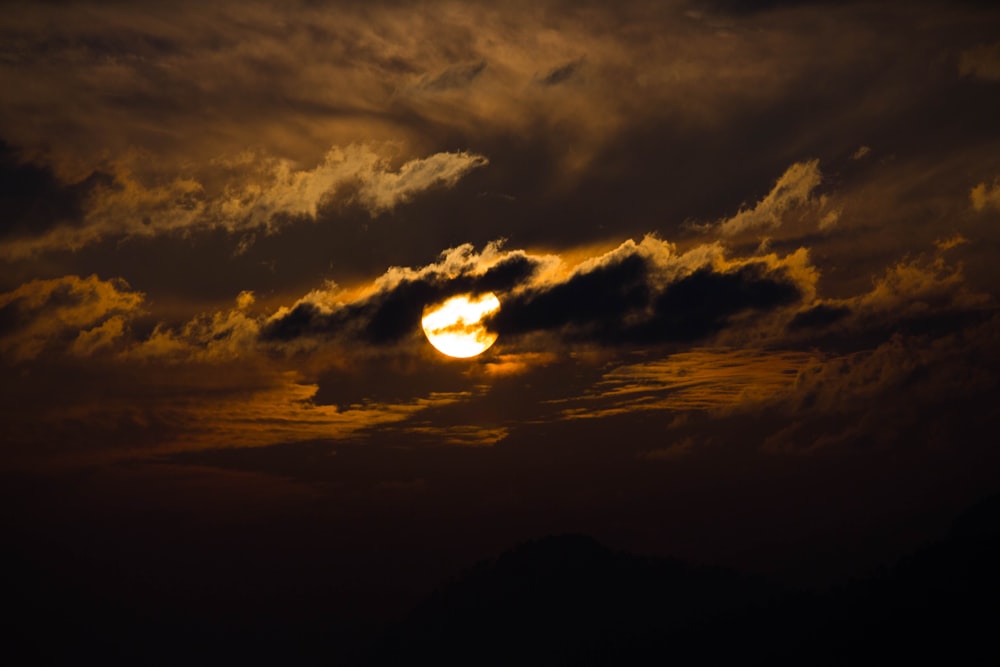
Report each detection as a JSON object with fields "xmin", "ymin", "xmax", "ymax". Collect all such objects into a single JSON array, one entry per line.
[{"xmin": 421, "ymin": 292, "xmax": 501, "ymax": 358}]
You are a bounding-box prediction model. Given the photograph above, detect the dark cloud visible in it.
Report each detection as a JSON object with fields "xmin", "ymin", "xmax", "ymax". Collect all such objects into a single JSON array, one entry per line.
[
  {"xmin": 259, "ymin": 301, "xmax": 341, "ymax": 343},
  {"xmin": 491, "ymin": 252, "xmax": 651, "ymax": 338},
  {"xmin": 538, "ymin": 59, "xmax": 583, "ymax": 86},
  {"xmin": 492, "ymin": 249, "xmax": 804, "ymax": 344},
  {"xmin": 260, "ymin": 245, "xmax": 544, "ymax": 345},
  {"xmin": 788, "ymin": 303, "xmax": 852, "ymax": 330},
  {"xmin": 638, "ymin": 263, "xmax": 802, "ymax": 342},
  {"xmin": 362, "ymin": 278, "xmax": 442, "ymax": 344},
  {"xmin": 2, "ymin": 1, "xmax": 997, "ymax": 307},
  {"xmin": 259, "ymin": 236, "xmax": 811, "ymax": 352},
  {"xmin": 0, "ymin": 140, "xmax": 113, "ymax": 240}
]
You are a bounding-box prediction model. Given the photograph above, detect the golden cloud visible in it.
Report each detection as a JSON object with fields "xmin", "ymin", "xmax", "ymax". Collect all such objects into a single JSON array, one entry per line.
[
  {"xmin": 970, "ymin": 179, "xmax": 1000, "ymax": 212},
  {"xmin": 716, "ymin": 160, "xmax": 825, "ymax": 237},
  {"xmin": 0, "ymin": 274, "xmax": 144, "ymax": 362},
  {"xmin": 0, "ymin": 145, "xmax": 488, "ymax": 258}
]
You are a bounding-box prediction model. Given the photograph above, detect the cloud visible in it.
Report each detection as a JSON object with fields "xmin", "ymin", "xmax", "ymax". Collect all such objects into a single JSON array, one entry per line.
[
  {"xmin": 765, "ymin": 313, "xmax": 1000, "ymax": 453},
  {"xmin": 404, "ymin": 423, "xmax": 508, "ymax": 447},
  {"xmin": 716, "ymin": 160, "xmax": 823, "ymax": 237},
  {"xmin": 0, "ymin": 144, "xmax": 488, "ymax": 258},
  {"xmin": 856, "ymin": 254, "xmax": 990, "ymax": 319},
  {"xmin": 258, "ymin": 235, "xmax": 815, "ymax": 355},
  {"xmin": 0, "ymin": 274, "xmax": 144, "ymax": 362},
  {"xmin": 970, "ymin": 179, "xmax": 1000, "ymax": 212},
  {"xmin": 126, "ymin": 297, "xmax": 261, "ymax": 363},
  {"xmin": 1, "ymin": 1, "xmax": 955, "ymax": 224},
  {"xmin": 637, "ymin": 437, "xmax": 696, "ymax": 461},
  {"xmin": 158, "ymin": 380, "xmax": 472, "ymax": 455},
  {"xmin": 785, "ymin": 251, "xmax": 992, "ymax": 339},
  {"xmin": 70, "ymin": 315, "xmax": 128, "ymax": 358},
  {"xmin": 787, "ymin": 303, "xmax": 851, "ymax": 331},
  {"xmin": 557, "ymin": 348, "xmax": 817, "ymax": 420},
  {"xmin": 8, "ymin": 235, "xmax": 983, "ymax": 373},
  {"xmin": 358, "ymin": 149, "xmax": 489, "ymax": 211},
  {"xmin": 491, "ymin": 237, "xmax": 811, "ymax": 345},
  {"xmin": 934, "ymin": 234, "xmax": 968, "ymax": 252},
  {"xmin": 261, "ymin": 240, "xmax": 551, "ymax": 347},
  {"xmin": 959, "ymin": 41, "xmax": 1000, "ymax": 81},
  {"xmin": 0, "ymin": 140, "xmax": 113, "ymax": 241},
  {"xmin": 2, "ymin": 362, "xmax": 474, "ymax": 468}
]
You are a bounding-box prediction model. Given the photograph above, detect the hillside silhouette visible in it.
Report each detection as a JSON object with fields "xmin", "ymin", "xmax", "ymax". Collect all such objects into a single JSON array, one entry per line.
[
  {"xmin": 3, "ymin": 493, "xmax": 997, "ymax": 665},
  {"xmin": 369, "ymin": 495, "xmax": 1000, "ymax": 665}
]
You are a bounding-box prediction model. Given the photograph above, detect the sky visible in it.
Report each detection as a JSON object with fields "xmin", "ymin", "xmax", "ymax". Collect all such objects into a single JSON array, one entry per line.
[{"xmin": 2, "ymin": 0, "xmax": 1000, "ymax": 653}]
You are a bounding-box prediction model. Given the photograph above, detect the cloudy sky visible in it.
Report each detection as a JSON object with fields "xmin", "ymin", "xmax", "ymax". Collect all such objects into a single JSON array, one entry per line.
[{"xmin": 2, "ymin": 0, "xmax": 1000, "ymax": 646}]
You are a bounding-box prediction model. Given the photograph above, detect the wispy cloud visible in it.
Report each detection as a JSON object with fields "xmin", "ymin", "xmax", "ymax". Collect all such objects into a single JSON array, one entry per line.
[
  {"xmin": 556, "ymin": 348, "xmax": 816, "ymax": 419},
  {"xmin": 716, "ymin": 160, "xmax": 824, "ymax": 237},
  {"xmin": 0, "ymin": 145, "xmax": 488, "ymax": 258}
]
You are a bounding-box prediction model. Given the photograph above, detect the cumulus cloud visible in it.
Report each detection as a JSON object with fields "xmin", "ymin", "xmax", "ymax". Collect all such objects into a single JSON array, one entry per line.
[
  {"xmin": 857, "ymin": 255, "xmax": 985, "ymax": 315},
  {"xmin": 491, "ymin": 237, "xmax": 812, "ymax": 345},
  {"xmin": 261, "ymin": 240, "xmax": 551, "ymax": 348},
  {"xmin": 8, "ymin": 237, "xmax": 984, "ymax": 372},
  {"xmin": 261, "ymin": 235, "xmax": 814, "ymax": 352},
  {"xmin": 0, "ymin": 274, "xmax": 144, "ymax": 362},
  {"xmin": 0, "ymin": 145, "xmax": 488, "ymax": 258},
  {"xmin": 786, "ymin": 249, "xmax": 993, "ymax": 338},
  {"xmin": 127, "ymin": 298, "xmax": 261, "ymax": 363}
]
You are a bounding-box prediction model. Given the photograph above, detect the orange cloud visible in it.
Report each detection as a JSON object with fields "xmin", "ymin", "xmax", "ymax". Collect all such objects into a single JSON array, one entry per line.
[
  {"xmin": 970, "ymin": 179, "xmax": 1000, "ymax": 212},
  {"xmin": 715, "ymin": 160, "xmax": 826, "ymax": 237},
  {"xmin": 0, "ymin": 145, "xmax": 488, "ymax": 258},
  {"xmin": 0, "ymin": 274, "xmax": 144, "ymax": 362},
  {"xmin": 557, "ymin": 348, "xmax": 817, "ymax": 419}
]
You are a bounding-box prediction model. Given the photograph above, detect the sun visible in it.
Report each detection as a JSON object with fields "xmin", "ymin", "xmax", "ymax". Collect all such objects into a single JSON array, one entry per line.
[{"xmin": 421, "ymin": 292, "xmax": 501, "ymax": 358}]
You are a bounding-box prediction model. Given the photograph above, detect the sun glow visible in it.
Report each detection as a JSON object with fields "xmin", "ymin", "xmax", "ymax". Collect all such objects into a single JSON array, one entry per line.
[{"xmin": 421, "ymin": 293, "xmax": 501, "ymax": 358}]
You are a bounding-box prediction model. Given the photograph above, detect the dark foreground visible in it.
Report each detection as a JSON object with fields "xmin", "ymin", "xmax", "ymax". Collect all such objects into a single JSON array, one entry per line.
[{"xmin": 5, "ymin": 493, "xmax": 999, "ymax": 665}]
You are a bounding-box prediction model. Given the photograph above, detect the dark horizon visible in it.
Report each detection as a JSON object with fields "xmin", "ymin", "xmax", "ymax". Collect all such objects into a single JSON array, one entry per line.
[{"xmin": 5, "ymin": 492, "xmax": 999, "ymax": 664}]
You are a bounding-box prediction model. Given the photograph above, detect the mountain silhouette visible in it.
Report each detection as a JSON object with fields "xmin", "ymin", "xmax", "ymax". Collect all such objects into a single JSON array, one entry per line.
[
  {"xmin": 368, "ymin": 496, "xmax": 1000, "ymax": 665},
  {"xmin": 3, "ymin": 493, "xmax": 997, "ymax": 665}
]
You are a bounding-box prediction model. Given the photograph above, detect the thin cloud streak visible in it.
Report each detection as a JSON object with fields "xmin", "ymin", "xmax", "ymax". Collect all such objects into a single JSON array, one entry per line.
[{"xmin": 555, "ymin": 348, "xmax": 816, "ymax": 418}]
